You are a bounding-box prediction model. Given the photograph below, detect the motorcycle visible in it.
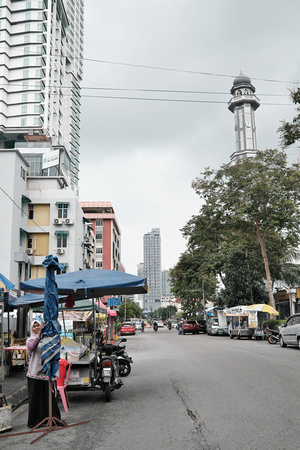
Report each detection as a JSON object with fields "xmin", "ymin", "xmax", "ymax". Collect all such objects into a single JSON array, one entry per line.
[
  {"xmin": 141, "ymin": 322, "xmax": 145, "ymax": 332},
  {"xmin": 153, "ymin": 323, "xmax": 158, "ymax": 332},
  {"xmin": 168, "ymin": 322, "xmax": 172, "ymax": 330},
  {"xmin": 97, "ymin": 343, "xmax": 123, "ymax": 402},
  {"xmin": 267, "ymin": 327, "xmax": 279, "ymax": 344},
  {"xmin": 112, "ymin": 338, "xmax": 133, "ymax": 377}
]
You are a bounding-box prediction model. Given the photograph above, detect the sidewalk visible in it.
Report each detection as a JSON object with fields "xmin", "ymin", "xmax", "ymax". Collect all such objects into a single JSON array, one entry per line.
[{"xmin": 0, "ymin": 366, "xmax": 28, "ymax": 411}]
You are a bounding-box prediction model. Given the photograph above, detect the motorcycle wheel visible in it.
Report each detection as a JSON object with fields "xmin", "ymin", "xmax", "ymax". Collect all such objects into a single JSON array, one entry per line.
[
  {"xmin": 104, "ymin": 382, "xmax": 111, "ymax": 402},
  {"xmin": 268, "ymin": 335, "xmax": 277, "ymax": 345},
  {"xmin": 119, "ymin": 359, "xmax": 131, "ymax": 377}
]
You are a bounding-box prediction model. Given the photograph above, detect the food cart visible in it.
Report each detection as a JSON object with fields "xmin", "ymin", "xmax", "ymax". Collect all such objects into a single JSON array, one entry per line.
[{"xmin": 223, "ymin": 306, "xmax": 258, "ymax": 339}]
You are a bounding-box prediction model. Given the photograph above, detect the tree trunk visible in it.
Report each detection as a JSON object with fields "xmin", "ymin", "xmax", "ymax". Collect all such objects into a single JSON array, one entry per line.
[{"xmin": 255, "ymin": 221, "xmax": 276, "ymax": 309}]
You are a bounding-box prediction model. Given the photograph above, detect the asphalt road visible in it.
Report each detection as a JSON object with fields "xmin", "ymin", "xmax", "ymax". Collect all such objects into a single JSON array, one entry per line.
[{"xmin": 3, "ymin": 327, "xmax": 300, "ymax": 450}]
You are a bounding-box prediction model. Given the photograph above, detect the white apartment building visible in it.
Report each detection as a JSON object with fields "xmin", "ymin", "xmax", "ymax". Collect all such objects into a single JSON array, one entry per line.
[
  {"xmin": 143, "ymin": 228, "xmax": 162, "ymax": 312},
  {"xmin": 0, "ymin": 0, "xmax": 84, "ymax": 195},
  {"xmin": 0, "ymin": 148, "xmax": 94, "ymax": 295}
]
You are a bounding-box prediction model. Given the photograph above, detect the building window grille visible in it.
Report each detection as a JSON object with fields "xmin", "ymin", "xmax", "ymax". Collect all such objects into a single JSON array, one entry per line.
[
  {"xmin": 55, "ymin": 231, "xmax": 69, "ymax": 248},
  {"xmin": 56, "ymin": 202, "xmax": 69, "ymax": 219}
]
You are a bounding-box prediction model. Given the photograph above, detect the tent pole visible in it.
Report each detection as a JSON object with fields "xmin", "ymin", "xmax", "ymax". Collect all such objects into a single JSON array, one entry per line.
[
  {"xmin": 61, "ymin": 302, "xmax": 67, "ymax": 338},
  {"xmin": 92, "ymin": 298, "xmax": 97, "ymax": 381}
]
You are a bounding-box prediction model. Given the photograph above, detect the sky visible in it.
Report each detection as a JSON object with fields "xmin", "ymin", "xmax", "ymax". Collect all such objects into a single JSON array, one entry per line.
[{"xmin": 78, "ymin": 0, "xmax": 300, "ymax": 275}]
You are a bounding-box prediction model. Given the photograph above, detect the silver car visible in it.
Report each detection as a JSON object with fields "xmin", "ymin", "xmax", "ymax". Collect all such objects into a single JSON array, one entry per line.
[{"xmin": 279, "ymin": 314, "xmax": 300, "ymax": 349}]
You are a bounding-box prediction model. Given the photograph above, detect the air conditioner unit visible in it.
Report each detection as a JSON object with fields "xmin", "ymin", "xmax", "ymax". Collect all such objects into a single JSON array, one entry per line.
[
  {"xmin": 57, "ymin": 248, "xmax": 65, "ymax": 254},
  {"xmin": 65, "ymin": 218, "xmax": 74, "ymax": 225},
  {"xmin": 53, "ymin": 218, "xmax": 62, "ymax": 225},
  {"xmin": 26, "ymin": 249, "xmax": 33, "ymax": 255}
]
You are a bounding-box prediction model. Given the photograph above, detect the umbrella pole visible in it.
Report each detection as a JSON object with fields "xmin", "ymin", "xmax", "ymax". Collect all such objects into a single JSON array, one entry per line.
[
  {"xmin": 92, "ymin": 298, "xmax": 97, "ymax": 382},
  {"xmin": 61, "ymin": 303, "xmax": 67, "ymax": 338}
]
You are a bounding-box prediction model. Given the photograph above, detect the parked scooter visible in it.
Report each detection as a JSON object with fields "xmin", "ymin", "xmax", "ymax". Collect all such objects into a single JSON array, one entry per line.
[
  {"xmin": 97, "ymin": 342, "xmax": 123, "ymax": 402},
  {"xmin": 112, "ymin": 338, "xmax": 133, "ymax": 377},
  {"xmin": 267, "ymin": 327, "xmax": 279, "ymax": 344}
]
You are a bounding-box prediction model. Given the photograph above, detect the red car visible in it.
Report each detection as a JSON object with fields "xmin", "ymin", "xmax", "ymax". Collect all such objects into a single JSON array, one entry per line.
[
  {"xmin": 182, "ymin": 320, "xmax": 200, "ymax": 335},
  {"xmin": 120, "ymin": 322, "xmax": 136, "ymax": 336}
]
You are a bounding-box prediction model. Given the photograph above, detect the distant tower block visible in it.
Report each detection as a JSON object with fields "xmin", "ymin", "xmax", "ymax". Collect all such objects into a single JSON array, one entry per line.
[{"xmin": 228, "ymin": 72, "xmax": 260, "ymax": 164}]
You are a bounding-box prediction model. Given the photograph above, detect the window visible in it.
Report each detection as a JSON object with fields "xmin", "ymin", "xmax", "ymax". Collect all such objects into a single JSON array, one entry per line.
[
  {"xmin": 23, "ymin": 70, "xmax": 29, "ymax": 78},
  {"xmin": 24, "ymin": 35, "xmax": 30, "ymax": 44},
  {"xmin": 34, "ymin": 118, "xmax": 41, "ymax": 126},
  {"xmin": 21, "ymin": 167, "xmax": 26, "ymax": 180},
  {"xmin": 96, "ymin": 220, "xmax": 103, "ymax": 227},
  {"xmin": 34, "ymin": 105, "xmax": 40, "ymax": 113},
  {"xmin": 28, "ymin": 204, "xmax": 34, "ymax": 220},
  {"xmin": 25, "ymin": 24, "xmax": 31, "ymax": 32},
  {"xmin": 96, "ymin": 262, "xmax": 102, "ymax": 268},
  {"xmin": 96, "ymin": 233, "xmax": 102, "ymax": 240},
  {"xmin": 27, "ymin": 235, "xmax": 33, "ymax": 249},
  {"xmin": 22, "ymin": 93, "xmax": 28, "ymax": 102},
  {"xmin": 23, "ymin": 58, "xmax": 29, "ymax": 66},
  {"xmin": 21, "ymin": 105, "xmax": 27, "ymax": 114},
  {"xmin": 57, "ymin": 203, "xmax": 69, "ymax": 219},
  {"xmin": 57, "ymin": 236, "xmax": 67, "ymax": 248},
  {"xmin": 96, "ymin": 248, "xmax": 102, "ymax": 254},
  {"xmin": 55, "ymin": 231, "xmax": 69, "ymax": 248},
  {"xmin": 21, "ymin": 118, "xmax": 27, "ymax": 126},
  {"xmin": 25, "ymin": 12, "xmax": 31, "ymax": 21}
]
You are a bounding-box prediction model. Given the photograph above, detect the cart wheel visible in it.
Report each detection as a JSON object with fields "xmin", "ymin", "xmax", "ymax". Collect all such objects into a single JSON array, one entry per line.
[{"xmin": 104, "ymin": 383, "xmax": 111, "ymax": 402}]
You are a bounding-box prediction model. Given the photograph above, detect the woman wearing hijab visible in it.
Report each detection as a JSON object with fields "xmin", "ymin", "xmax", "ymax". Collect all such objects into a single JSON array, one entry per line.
[{"xmin": 26, "ymin": 319, "xmax": 62, "ymax": 428}]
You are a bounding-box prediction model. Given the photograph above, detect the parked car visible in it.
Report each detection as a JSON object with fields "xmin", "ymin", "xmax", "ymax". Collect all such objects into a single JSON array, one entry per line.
[
  {"xmin": 120, "ymin": 322, "xmax": 136, "ymax": 336},
  {"xmin": 182, "ymin": 320, "xmax": 200, "ymax": 335},
  {"xmin": 197, "ymin": 319, "xmax": 207, "ymax": 333},
  {"xmin": 279, "ymin": 314, "xmax": 300, "ymax": 348}
]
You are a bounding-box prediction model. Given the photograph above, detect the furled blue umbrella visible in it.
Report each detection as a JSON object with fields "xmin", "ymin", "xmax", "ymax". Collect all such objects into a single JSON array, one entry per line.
[{"xmin": 41, "ymin": 255, "xmax": 64, "ymax": 379}]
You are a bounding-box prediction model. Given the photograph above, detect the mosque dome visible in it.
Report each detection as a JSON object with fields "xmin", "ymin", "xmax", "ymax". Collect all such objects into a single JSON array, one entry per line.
[{"xmin": 233, "ymin": 72, "xmax": 251, "ymax": 87}]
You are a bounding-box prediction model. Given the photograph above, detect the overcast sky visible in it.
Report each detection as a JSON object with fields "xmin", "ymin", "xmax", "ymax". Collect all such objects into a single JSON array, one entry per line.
[{"xmin": 78, "ymin": 0, "xmax": 300, "ymax": 275}]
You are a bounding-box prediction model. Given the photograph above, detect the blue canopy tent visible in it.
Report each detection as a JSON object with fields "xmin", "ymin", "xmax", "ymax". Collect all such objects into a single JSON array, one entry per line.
[{"xmin": 20, "ymin": 268, "xmax": 148, "ymax": 301}]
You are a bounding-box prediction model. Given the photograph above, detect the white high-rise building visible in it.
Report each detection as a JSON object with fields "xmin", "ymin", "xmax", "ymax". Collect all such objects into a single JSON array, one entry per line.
[
  {"xmin": 143, "ymin": 228, "xmax": 162, "ymax": 312},
  {"xmin": 0, "ymin": 0, "xmax": 84, "ymax": 195}
]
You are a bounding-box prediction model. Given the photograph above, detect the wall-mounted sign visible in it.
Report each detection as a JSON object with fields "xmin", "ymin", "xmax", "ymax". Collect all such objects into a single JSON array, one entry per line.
[{"xmin": 42, "ymin": 149, "xmax": 60, "ymax": 169}]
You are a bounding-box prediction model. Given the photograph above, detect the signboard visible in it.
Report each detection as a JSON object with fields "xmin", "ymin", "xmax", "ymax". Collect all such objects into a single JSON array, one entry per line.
[
  {"xmin": 107, "ymin": 297, "xmax": 121, "ymax": 307},
  {"xmin": 249, "ymin": 311, "xmax": 258, "ymax": 328},
  {"xmin": 42, "ymin": 149, "xmax": 60, "ymax": 169}
]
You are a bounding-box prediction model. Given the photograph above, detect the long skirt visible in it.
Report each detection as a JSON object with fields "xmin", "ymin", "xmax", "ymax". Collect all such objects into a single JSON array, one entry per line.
[{"xmin": 27, "ymin": 377, "xmax": 61, "ymax": 428}]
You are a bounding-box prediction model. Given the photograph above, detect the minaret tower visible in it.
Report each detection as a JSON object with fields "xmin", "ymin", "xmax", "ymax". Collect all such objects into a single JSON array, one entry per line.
[{"xmin": 228, "ymin": 72, "xmax": 260, "ymax": 164}]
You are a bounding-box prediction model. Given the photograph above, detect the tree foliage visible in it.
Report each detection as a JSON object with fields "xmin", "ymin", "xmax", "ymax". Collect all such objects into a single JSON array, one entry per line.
[
  {"xmin": 278, "ymin": 88, "xmax": 300, "ymax": 149},
  {"xmin": 170, "ymin": 149, "xmax": 300, "ymax": 310},
  {"xmin": 191, "ymin": 149, "xmax": 300, "ymax": 307},
  {"xmin": 118, "ymin": 299, "xmax": 143, "ymax": 321}
]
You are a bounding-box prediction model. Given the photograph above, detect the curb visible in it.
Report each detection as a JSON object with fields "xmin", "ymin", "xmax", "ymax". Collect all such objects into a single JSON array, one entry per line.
[{"xmin": 6, "ymin": 386, "xmax": 28, "ymax": 412}]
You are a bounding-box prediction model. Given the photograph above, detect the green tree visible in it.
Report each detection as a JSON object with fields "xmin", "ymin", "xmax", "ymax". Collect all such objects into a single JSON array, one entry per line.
[
  {"xmin": 118, "ymin": 299, "xmax": 143, "ymax": 322},
  {"xmin": 192, "ymin": 150, "xmax": 300, "ymax": 308},
  {"xmin": 278, "ymin": 88, "xmax": 300, "ymax": 149}
]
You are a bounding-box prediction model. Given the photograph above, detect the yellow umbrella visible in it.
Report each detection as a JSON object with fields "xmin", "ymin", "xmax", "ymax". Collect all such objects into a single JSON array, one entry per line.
[{"xmin": 247, "ymin": 304, "xmax": 279, "ymax": 316}]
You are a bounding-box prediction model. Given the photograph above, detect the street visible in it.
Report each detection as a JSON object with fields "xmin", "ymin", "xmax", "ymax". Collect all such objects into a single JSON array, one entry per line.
[{"xmin": 4, "ymin": 327, "xmax": 300, "ymax": 450}]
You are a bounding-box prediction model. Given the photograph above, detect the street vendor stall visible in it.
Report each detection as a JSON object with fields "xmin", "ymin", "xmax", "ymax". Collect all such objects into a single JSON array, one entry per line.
[
  {"xmin": 223, "ymin": 304, "xmax": 279, "ymax": 340},
  {"xmin": 9, "ymin": 268, "xmax": 148, "ymax": 396}
]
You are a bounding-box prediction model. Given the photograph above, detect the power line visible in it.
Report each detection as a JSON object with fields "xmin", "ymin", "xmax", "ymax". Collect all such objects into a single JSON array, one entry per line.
[{"xmin": 0, "ymin": 44, "xmax": 298, "ymax": 85}]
